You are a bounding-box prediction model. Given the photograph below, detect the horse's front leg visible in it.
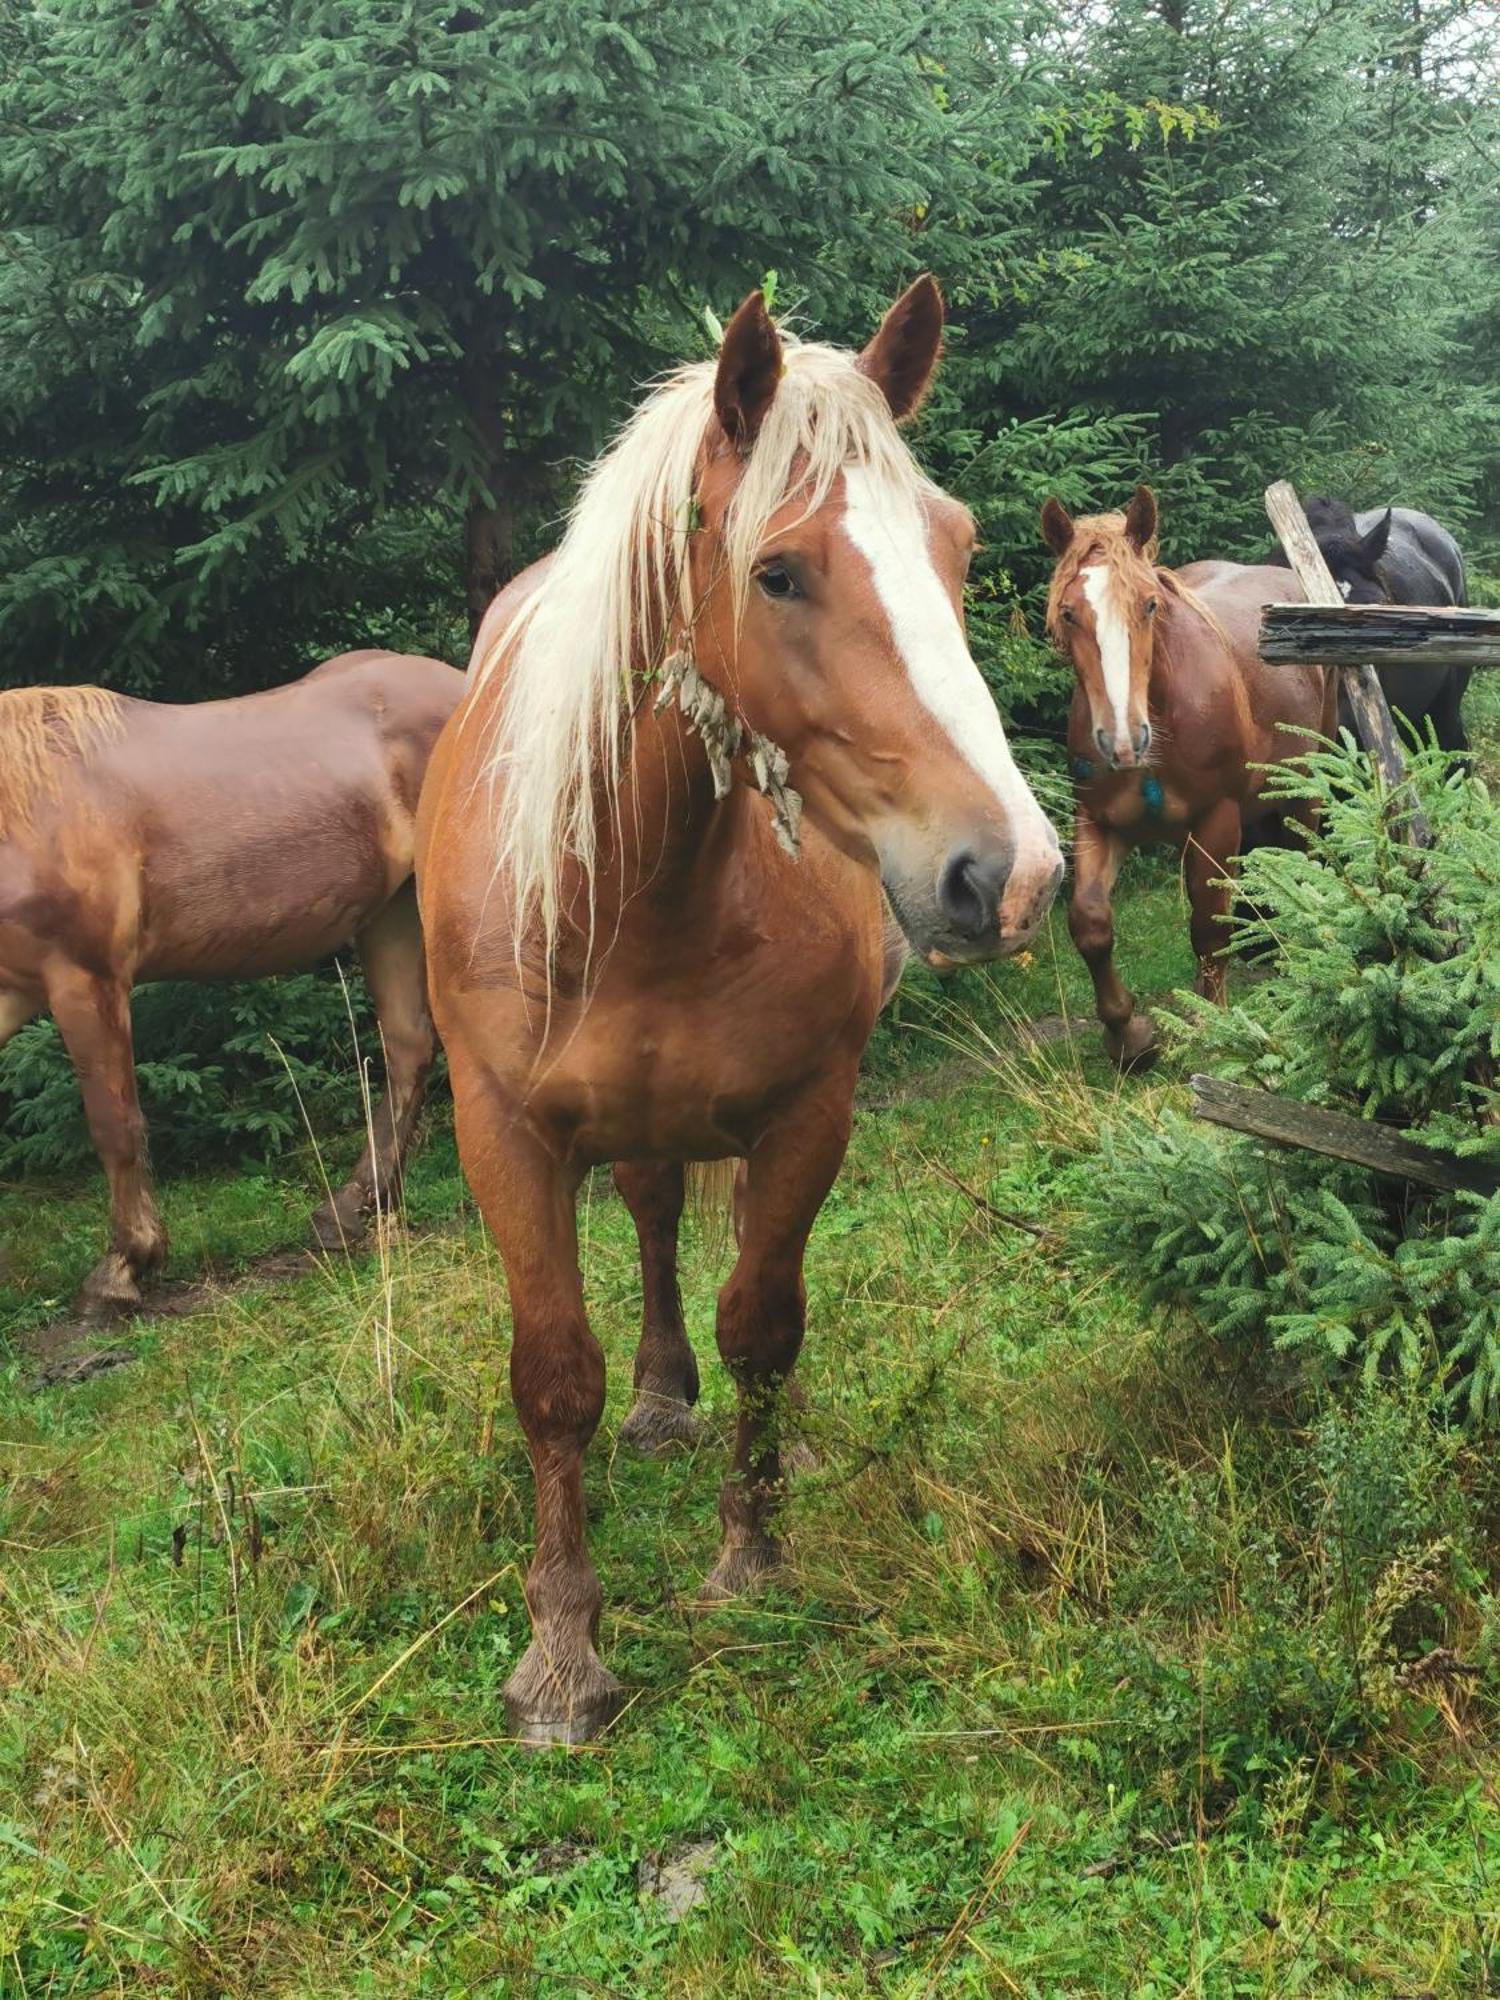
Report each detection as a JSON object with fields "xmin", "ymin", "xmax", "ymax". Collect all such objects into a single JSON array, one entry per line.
[
  {"xmin": 1069, "ymin": 813, "xmax": 1155, "ymax": 1070},
  {"xmin": 701, "ymin": 1072, "xmax": 854, "ymax": 1600},
  {"xmin": 451, "ymin": 1058, "xmax": 617, "ymax": 1746},
  {"xmin": 1185, "ymin": 801, "xmax": 1242, "ymax": 1005},
  {"xmin": 312, "ymin": 884, "xmax": 435, "ymax": 1250},
  {"xmin": 45, "ymin": 964, "xmax": 166, "ymax": 1318},
  {"xmin": 613, "ymin": 1160, "xmax": 702, "ymax": 1454}
]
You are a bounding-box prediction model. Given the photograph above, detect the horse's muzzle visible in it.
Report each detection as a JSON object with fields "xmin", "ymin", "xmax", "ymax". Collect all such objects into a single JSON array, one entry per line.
[{"xmin": 887, "ymin": 838, "xmax": 1063, "ymax": 967}]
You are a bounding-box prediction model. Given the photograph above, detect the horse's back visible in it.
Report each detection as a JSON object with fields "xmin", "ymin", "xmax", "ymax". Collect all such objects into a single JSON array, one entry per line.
[
  {"xmin": 1174, "ymin": 560, "xmax": 1306, "ymax": 650},
  {"xmin": 1172, "ymin": 560, "xmax": 1331, "ymax": 751},
  {"xmin": 1355, "ymin": 507, "xmax": 1466, "ymax": 606},
  {"xmin": 1, "ymin": 651, "xmax": 464, "ymax": 986}
]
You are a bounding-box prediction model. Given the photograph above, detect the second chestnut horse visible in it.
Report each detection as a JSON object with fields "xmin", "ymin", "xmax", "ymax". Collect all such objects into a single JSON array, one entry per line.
[
  {"xmin": 418, "ymin": 277, "xmax": 1063, "ymax": 1744},
  {"xmin": 0, "ymin": 652, "xmax": 463, "ymax": 1315},
  {"xmin": 1041, "ymin": 487, "xmax": 1334, "ymax": 1067}
]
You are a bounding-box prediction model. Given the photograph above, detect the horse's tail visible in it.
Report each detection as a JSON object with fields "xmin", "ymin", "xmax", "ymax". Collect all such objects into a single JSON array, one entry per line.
[
  {"xmin": 0, "ymin": 685, "xmax": 126, "ymax": 839},
  {"xmin": 686, "ymin": 1158, "xmax": 738, "ymax": 1262}
]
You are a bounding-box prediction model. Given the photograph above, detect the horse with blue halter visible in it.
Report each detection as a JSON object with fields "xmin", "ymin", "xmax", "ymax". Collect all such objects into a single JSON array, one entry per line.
[
  {"xmin": 0, "ymin": 652, "xmax": 463, "ymax": 1316},
  {"xmin": 417, "ymin": 278, "xmax": 1063, "ymax": 1744},
  {"xmin": 1042, "ymin": 487, "xmax": 1335, "ymax": 1069}
]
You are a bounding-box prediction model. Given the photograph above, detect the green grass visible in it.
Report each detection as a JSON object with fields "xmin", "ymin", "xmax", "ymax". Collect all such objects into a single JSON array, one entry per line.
[{"xmin": 3, "ymin": 867, "xmax": 1499, "ymax": 1996}]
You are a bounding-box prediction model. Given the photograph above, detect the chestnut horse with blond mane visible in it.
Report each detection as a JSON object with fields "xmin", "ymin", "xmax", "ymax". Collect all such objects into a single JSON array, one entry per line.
[
  {"xmin": 417, "ymin": 277, "xmax": 1063, "ymax": 1744},
  {"xmin": 1041, "ymin": 486, "xmax": 1335, "ymax": 1067},
  {"xmin": 0, "ymin": 652, "xmax": 463, "ymax": 1316}
]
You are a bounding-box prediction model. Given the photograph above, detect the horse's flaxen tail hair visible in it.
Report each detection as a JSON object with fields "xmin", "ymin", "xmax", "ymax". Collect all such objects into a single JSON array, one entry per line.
[
  {"xmin": 686, "ymin": 1159, "xmax": 739, "ymax": 1264},
  {"xmin": 0, "ymin": 685, "xmax": 126, "ymax": 839}
]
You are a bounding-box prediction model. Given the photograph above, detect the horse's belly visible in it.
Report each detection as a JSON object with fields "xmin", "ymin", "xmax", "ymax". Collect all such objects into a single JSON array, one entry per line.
[{"xmin": 136, "ymin": 839, "xmax": 398, "ymax": 981}]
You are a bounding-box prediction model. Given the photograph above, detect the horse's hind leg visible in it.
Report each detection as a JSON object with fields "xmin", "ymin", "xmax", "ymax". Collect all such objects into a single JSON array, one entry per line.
[
  {"xmin": 700, "ymin": 1071, "xmax": 853, "ymax": 1601},
  {"xmin": 1069, "ymin": 815, "xmax": 1154, "ymax": 1071},
  {"xmin": 1431, "ymin": 667, "xmax": 1472, "ymax": 765},
  {"xmin": 45, "ymin": 965, "xmax": 166, "ymax": 1319},
  {"xmin": 0, "ymin": 988, "xmax": 40, "ymax": 1050},
  {"xmin": 614, "ymin": 1161, "xmax": 703, "ymax": 1454},
  {"xmin": 311, "ymin": 883, "xmax": 434, "ymax": 1250},
  {"xmin": 1185, "ymin": 802, "xmax": 1242, "ymax": 1005}
]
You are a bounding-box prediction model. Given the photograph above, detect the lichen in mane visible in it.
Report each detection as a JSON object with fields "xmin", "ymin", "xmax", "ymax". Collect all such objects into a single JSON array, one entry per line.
[
  {"xmin": 473, "ymin": 330, "xmax": 934, "ymax": 963},
  {"xmin": 0, "ymin": 686, "xmax": 125, "ymax": 839}
]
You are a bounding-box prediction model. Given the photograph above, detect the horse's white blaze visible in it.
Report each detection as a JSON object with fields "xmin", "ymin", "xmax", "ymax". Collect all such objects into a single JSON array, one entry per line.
[
  {"xmin": 841, "ymin": 466, "xmax": 1044, "ymax": 829},
  {"xmin": 1081, "ymin": 563, "xmax": 1132, "ymax": 743}
]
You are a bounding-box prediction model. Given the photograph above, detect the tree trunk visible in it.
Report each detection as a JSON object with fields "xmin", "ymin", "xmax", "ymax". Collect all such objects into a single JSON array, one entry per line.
[
  {"xmin": 463, "ymin": 350, "xmax": 512, "ymax": 643},
  {"xmin": 465, "ymin": 488, "xmax": 513, "ymax": 643}
]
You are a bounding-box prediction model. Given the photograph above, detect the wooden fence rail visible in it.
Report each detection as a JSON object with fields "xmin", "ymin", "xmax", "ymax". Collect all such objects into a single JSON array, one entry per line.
[
  {"xmin": 1189, "ymin": 1076, "xmax": 1499, "ymax": 1198},
  {"xmin": 1259, "ymin": 602, "xmax": 1500, "ymax": 672}
]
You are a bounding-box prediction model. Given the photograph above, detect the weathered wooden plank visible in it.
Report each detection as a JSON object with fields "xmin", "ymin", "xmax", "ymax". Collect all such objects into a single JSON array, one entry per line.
[
  {"xmin": 1263, "ymin": 480, "xmax": 1429, "ymax": 847},
  {"xmin": 1189, "ymin": 1075, "xmax": 1500, "ymax": 1197},
  {"xmin": 1259, "ymin": 602, "xmax": 1500, "ymax": 671}
]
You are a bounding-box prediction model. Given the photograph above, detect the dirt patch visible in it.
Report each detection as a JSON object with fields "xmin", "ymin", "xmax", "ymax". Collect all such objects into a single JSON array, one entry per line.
[
  {"xmin": 1016, "ymin": 1013, "xmax": 1076, "ymax": 1047},
  {"xmin": 22, "ymin": 1245, "xmax": 325, "ymax": 1387},
  {"xmin": 638, "ymin": 1838, "xmax": 719, "ymax": 1920}
]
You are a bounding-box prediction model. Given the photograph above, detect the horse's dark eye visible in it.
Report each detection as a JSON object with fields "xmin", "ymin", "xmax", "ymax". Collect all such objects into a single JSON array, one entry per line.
[
  {"xmin": 756, "ymin": 562, "xmax": 799, "ymax": 601},
  {"xmin": 1060, "ymin": 605, "xmax": 1075, "ymax": 625},
  {"xmin": 1144, "ymin": 597, "xmax": 1158, "ymax": 616}
]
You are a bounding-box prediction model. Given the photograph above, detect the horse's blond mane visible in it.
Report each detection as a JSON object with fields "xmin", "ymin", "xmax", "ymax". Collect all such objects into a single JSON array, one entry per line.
[
  {"xmin": 0, "ymin": 686, "xmax": 125, "ymax": 839},
  {"xmin": 473, "ymin": 328, "xmax": 934, "ymax": 964},
  {"xmin": 1045, "ymin": 511, "xmax": 1230, "ymax": 654}
]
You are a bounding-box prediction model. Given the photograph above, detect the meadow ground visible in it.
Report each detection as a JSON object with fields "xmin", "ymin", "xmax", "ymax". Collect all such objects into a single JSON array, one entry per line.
[{"xmin": 3, "ymin": 704, "xmax": 1500, "ymax": 1996}]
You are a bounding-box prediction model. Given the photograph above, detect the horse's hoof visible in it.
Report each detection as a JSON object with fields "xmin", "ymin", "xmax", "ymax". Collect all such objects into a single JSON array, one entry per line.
[
  {"xmin": 74, "ymin": 1254, "xmax": 146, "ymax": 1324},
  {"xmin": 618, "ymin": 1393, "xmax": 702, "ymax": 1455},
  {"xmin": 503, "ymin": 1644, "xmax": 621, "ymax": 1748},
  {"xmin": 1106, "ymin": 1016, "xmax": 1158, "ymax": 1073},
  {"xmin": 697, "ymin": 1536, "xmax": 781, "ymax": 1604},
  {"xmin": 309, "ymin": 1199, "xmax": 368, "ymax": 1253},
  {"xmin": 506, "ymin": 1698, "xmax": 621, "ymax": 1748}
]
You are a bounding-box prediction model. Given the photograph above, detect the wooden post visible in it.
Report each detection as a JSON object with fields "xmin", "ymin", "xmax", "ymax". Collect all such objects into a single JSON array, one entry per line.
[
  {"xmin": 1190, "ymin": 1076, "xmax": 1499, "ymax": 1196},
  {"xmin": 1262, "ymin": 480, "xmax": 1429, "ymax": 848}
]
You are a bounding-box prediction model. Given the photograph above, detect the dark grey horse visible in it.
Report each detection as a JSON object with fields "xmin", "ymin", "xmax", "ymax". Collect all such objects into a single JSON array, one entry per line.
[{"xmin": 1265, "ymin": 498, "xmax": 1470, "ymax": 752}]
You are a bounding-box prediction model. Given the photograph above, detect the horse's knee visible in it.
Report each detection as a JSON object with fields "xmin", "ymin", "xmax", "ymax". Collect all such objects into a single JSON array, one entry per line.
[
  {"xmin": 511, "ymin": 1311, "xmax": 607, "ymax": 1448},
  {"xmin": 100, "ymin": 1098, "xmax": 148, "ymax": 1166},
  {"xmin": 716, "ymin": 1266, "xmax": 804, "ymax": 1382},
  {"xmin": 1068, "ymin": 891, "xmax": 1113, "ymax": 964}
]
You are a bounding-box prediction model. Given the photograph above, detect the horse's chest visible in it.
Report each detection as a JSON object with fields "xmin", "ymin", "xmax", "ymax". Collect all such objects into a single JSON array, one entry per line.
[
  {"xmin": 1078, "ymin": 767, "xmax": 1191, "ymax": 837},
  {"xmin": 525, "ymin": 918, "xmax": 878, "ymax": 1163}
]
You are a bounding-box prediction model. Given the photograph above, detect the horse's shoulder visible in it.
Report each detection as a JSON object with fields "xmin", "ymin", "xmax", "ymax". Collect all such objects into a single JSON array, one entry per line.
[{"xmin": 468, "ymin": 557, "xmax": 556, "ymax": 679}]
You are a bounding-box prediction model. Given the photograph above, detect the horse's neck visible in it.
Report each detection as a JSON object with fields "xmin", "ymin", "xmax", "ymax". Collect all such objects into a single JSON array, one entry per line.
[
  {"xmin": 593, "ymin": 696, "xmax": 739, "ymax": 918},
  {"xmin": 1152, "ymin": 577, "xmax": 1229, "ymax": 709}
]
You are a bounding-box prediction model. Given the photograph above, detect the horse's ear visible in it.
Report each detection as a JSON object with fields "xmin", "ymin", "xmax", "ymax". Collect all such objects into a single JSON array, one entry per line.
[
  {"xmin": 1360, "ymin": 507, "xmax": 1393, "ymax": 571},
  {"xmin": 1040, "ymin": 497, "xmax": 1075, "ymax": 556},
  {"xmin": 714, "ymin": 289, "xmax": 784, "ymax": 451},
  {"xmin": 1124, "ymin": 484, "xmax": 1158, "ymax": 552},
  {"xmin": 857, "ymin": 274, "xmax": 944, "ymax": 421}
]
